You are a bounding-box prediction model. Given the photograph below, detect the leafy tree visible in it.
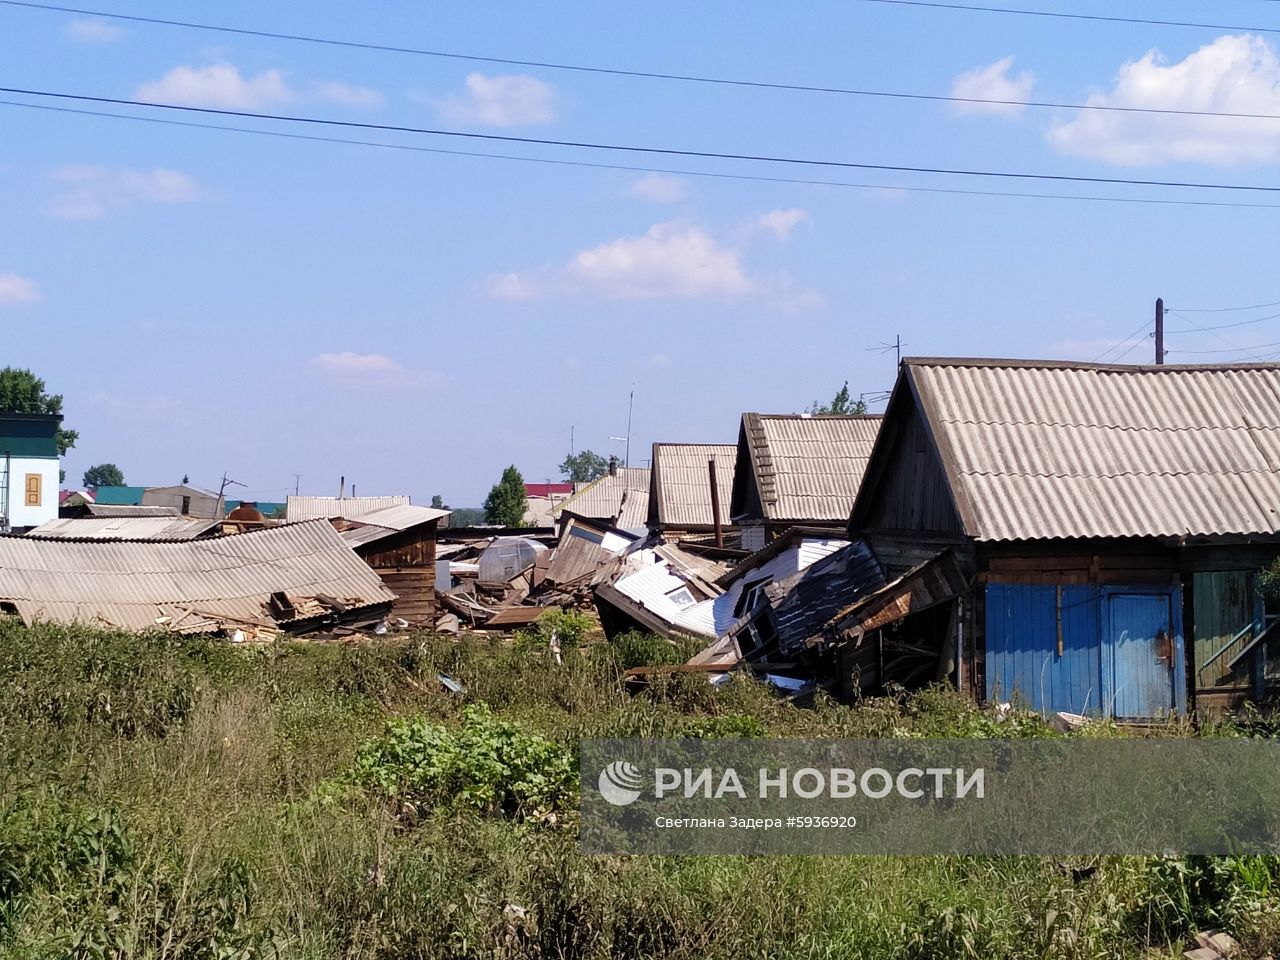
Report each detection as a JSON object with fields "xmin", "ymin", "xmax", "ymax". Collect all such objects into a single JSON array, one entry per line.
[
  {"xmin": 448, "ymin": 507, "xmax": 486, "ymax": 527},
  {"xmin": 558, "ymin": 450, "xmax": 608, "ymax": 483},
  {"xmin": 807, "ymin": 380, "xmax": 867, "ymax": 415},
  {"xmin": 82, "ymin": 463, "xmax": 125, "ymax": 488},
  {"xmin": 0, "ymin": 367, "xmax": 78, "ymax": 455},
  {"xmin": 431, "ymin": 494, "xmax": 448, "ymax": 509},
  {"xmin": 483, "ymin": 466, "xmax": 528, "ymax": 526}
]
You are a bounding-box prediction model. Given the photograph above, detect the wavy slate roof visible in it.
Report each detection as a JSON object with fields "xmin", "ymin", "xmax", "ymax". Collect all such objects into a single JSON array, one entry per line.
[
  {"xmin": 25, "ymin": 516, "xmax": 220, "ymax": 541},
  {"xmin": 286, "ymin": 495, "xmax": 411, "ymax": 521},
  {"xmin": 0, "ymin": 519, "xmax": 396, "ymax": 631},
  {"xmin": 906, "ymin": 358, "xmax": 1280, "ymax": 541},
  {"xmin": 648, "ymin": 443, "xmax": 737, "ymax": 528},
  {"xmin": 731, "ymin": 414, "xmax": 883, "ymax": 523},
  {"xmin": 552, "ymin": 468, "xmax": 651, "ymax": 529}
]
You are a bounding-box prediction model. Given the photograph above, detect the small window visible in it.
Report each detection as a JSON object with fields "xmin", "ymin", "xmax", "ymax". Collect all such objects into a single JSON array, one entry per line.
[
  {"xmin": 666, "ymin": 586, "xmax": 696, "ymax": 610},
  {"xmin": 24, "ymin": 474, "xmax": 41, "ymax": 507}
]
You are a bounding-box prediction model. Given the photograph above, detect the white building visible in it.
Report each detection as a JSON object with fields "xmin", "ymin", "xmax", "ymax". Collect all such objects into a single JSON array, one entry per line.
[{"xmin": 0, "ymin": 412, "xmax": 61, "ymax": 532}]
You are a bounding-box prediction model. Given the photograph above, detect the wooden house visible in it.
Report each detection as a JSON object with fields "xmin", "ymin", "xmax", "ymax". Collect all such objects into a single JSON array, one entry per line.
[
  {"xmin": 729, "ymin": 413, "xmax": 882, "ymax": 551},
  {"xmin": 848, "ymin": 358, "xmax": 1280, "ymax": 718}
]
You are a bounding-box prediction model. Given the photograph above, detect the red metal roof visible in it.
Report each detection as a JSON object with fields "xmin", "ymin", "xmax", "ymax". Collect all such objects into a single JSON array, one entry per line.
[{"xmin": 525, "ymin": 482, "xmax": 574, "ymax": 497}]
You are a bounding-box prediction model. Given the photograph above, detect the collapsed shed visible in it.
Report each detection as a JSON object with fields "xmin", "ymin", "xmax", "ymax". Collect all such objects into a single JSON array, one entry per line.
[
  {"xmin": 333, "ymin": 503, "xmax": 450, "ymax": 625},
  {"xmin": 0, "ymin": 519, "xmax": 396, "ymax": 633}
]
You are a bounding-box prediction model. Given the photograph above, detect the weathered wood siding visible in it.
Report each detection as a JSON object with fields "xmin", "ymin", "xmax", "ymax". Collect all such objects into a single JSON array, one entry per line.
[
  {"xmin": 857, "ymin": 406, "xmax": 961, "ymax": 535},
  {"xmin": 355, "ymin": 524, "xmax": 438, "ymax": 624}
]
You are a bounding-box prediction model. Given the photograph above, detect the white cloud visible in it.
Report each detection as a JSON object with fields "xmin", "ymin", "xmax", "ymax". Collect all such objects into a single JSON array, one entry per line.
[
  {"xmin": 310, "ymin": 352, "xmax": 402, "ymax": 374},
  {"xmin": 309, "ymin": 351, "xmax": 442, "ymax": 391},
  {"xmin": 137, "ymin": 64, "xmax": 293, "ymax": 108},
  {"xmin": 628, "ymin": 173, "xmax": 689, "ymax": 204},
  {"xmin": 568, "ymin": 223, "xmax": 754, "ymax": 300},
  {"xmin": 439, "ymin": 73, "xmax": 556, "ymax": 127},
  {"xmin": 757, "ymin": 208, "xmax": 810, "ymax": 240},
  {"xmin": 313, "ymin": 80, "xmax": 384, "ymax": 108},
  {"xmin": 0, "ymin": 274, "xmax": 40, "ymax": 305},
  {"xmin": 649, "ymin": 352, "xmax": 672, "ymax": 369},
  {"xmin": 950, "ymin": 56, "xmax": 1035, "ymax": 116},
  {"xmin": 47, "ymin": 166, "xmax": 200, "ymax": 220},
  {"xmin": 1048, "ymin": 34, "xmax": 1280, "ymax": 166},
  {"xmin": 65, "ymin": 18, "xmax": 123, "ymax": 43},
  {"xmin": 487, "ymin": 221, "xmax": 821, "ymax": 308}
]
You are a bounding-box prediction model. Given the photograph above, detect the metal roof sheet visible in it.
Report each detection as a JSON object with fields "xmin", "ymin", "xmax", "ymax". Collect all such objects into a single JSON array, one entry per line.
[
  {"xmin": 553, "ymin": 468, "xmax": 650, "ymax": 526},
  {"xmin": 0, "ymin": 519, "xmax": 396, "ymax": 632},
  {"xmin": 25, "ymin": 516, "xmax": 220, "ymax": 541},
  {"xmin": 286, "ymin": 495, "xmax": 411, "ymax": 521},
  {"xmin": 649, "ymin": 443, "xmax": 737, "ymax": 528},
  {"xmin": 907, "ymin": 359, "xmax": 1280, "ymax": 541},
  {"xmin": 335, "ymin": 505, "xmax": 448, "ymax": 549},
  {"xmin": 734, "ymin": 414, "xmax": 882, "ymax": 522}
]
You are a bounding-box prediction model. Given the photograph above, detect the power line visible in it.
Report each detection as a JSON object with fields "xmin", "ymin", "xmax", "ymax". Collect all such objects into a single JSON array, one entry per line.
[
  {"xmin": 1165, "ymin": 309, "xmax": 1268, "ymax": 359},
  {"xmin": 8, "ymin": 98, "xmax": 1280, "ymax": 210},
  {"xmin": 5, "ymin": 85, "xmax": 1280, "ymax": 195},
  {"xmin": 1167, "ymin": 311, "xmax": 1280, "ymax": 332},
  {"xmin": 1167, "ymin": 300, "xmax": 1280, "ymax": 313},
  {"xmin": 1167, "ymin": 339, "xmax": 1280, "ymax": 356},
  {"xmin": 1091, "ymin": 318, "xmax": 1151, "ymax": 363},
  {"xmin": 3, "ymin": 0, "xmax": 1280, "ymax": 122},
  {"xmin": 855, "ymin": 0, "xmax": 1280, "ymax": 35}
]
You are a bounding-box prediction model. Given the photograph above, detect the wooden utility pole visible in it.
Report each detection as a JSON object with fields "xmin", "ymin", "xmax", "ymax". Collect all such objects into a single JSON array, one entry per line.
[
  {"xmin": 708, "ymin": 458, "xmax": 724, "ymax": 548},
  {"xmin": 1155, "ymin": 298, "xmax": 1164, "ymax": 365}
]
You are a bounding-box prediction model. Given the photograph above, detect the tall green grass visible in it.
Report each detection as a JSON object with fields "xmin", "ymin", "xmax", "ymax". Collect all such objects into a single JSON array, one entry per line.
[{"xmin": 0, "ymin": 619, "xmax": 1277, "ymax": 959}]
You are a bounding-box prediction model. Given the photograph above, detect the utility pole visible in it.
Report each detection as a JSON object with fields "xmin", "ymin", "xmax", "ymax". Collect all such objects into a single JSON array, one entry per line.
[
  {"xmin": 293, "ymin": 473, "xmax": 301, "ymax": 496},
  {"xmin": 214, "ymin": 472, "xmax": 244, "ymax": 519},
  {"xmin": 1155, "ymin": 298, "xmax": 1165, "ymax": 365}
]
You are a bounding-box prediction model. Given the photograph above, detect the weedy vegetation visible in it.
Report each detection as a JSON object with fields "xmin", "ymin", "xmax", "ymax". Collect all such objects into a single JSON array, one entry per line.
[{"xmin": 1, "ymin": 619, "xmax": 1278, "ymax": 959}]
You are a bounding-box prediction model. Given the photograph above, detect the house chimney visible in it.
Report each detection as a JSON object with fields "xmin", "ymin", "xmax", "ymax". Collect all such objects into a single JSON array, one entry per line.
[
  {"xmin": 608, "ymin": 456, "xmax": 618, "ymax": 477},
  {"xmin": 339, "ymin": 475, "xmax": 345, "ymax": 499}
]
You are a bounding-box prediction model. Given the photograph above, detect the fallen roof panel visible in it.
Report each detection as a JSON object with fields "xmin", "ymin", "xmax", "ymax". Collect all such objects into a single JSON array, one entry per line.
[
  {"xmin": 0, "ymin": 519, "xmax": 396, "ymax": 632},
  {"xmin": 25, "ymin": 516, "xmax": 221, "ymax": 541}
]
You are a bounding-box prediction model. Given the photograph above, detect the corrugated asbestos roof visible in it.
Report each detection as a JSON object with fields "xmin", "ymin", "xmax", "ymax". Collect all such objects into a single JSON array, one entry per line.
[
  {"xmin": 84, "ymin": 504, "xmax": 181, "ymax": 518},
  {"xmin": 649, "ymin": 443, "xmax": 736, "ymax": 528},
  {"xmin": 733, "ymin": 414, "xmax": 882, "ymax": 522},
  {"xmin": 907, "ymin": 358, "xmax": 1280, "ymax": 541},
  {"xmin": 0, "ymin": 519, "xmax": 396, "ymax": 632},
  {"xmin": 25, "ymin": 516, "xmax": 221, "ymax": 541},
  {"xmin": 337, "ymin": 504, "xmax": 450, "ymax": 548},
  {"xmin": 553, "ymin": 468, "xmax": 651, "ymax": 528},
  {"xmin": 286, "ymin": 495, "xmax": 411, "ymax": 521}
]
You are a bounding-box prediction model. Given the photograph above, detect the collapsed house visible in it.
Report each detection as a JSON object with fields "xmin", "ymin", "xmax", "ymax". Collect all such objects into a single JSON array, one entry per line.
[
  {"xmin": 594, "ymin": 541, "xmax": 728, "ymax": 641},
  {"xmin": 848, "ymin": 358, "xmax": 1280, "ymax": 718},
  {"xmin": 729, "ymin": 412, "xmax": 882, "ymax": 550},
  {"xmin": 0, "ymin": 519, "xmax": 396, "ymax": 634},
  {"xmin": 331, "ymin": 503, "xmax": 450, "ymax": 625}
]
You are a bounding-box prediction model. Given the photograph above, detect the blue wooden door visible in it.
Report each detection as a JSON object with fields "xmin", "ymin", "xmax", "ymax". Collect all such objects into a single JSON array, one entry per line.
[{"xmin": 1107, "ymin": 592, "xmax": 1177, "ymax": 718}]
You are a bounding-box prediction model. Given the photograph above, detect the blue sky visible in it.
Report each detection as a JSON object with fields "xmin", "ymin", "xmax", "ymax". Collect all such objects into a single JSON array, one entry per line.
[{"xmin": 2, "ymin": 1, "xmax": 1278, "ymax": 504}]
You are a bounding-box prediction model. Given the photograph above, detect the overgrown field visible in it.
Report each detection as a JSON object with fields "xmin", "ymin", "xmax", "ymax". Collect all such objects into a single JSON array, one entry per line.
[{"xmin": 1, "ymin": 619, "xmax": 1278, "ymax": 959}]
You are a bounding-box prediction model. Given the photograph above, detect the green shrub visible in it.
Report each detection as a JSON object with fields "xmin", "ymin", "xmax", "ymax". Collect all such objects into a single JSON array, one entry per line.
[{"xmin": 352, "ymin": 704, "xmax": 576, "ymax": 821}]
